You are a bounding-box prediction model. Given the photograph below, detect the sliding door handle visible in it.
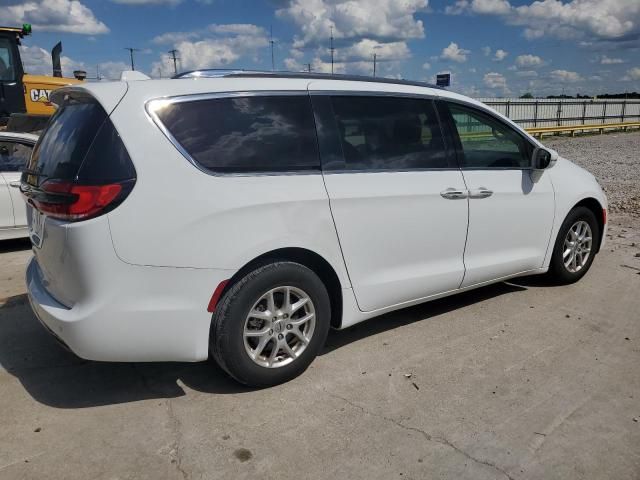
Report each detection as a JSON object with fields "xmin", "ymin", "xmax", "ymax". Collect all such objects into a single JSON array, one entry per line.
[
  {"xmin": 468, "ymin": 187, "xmax": 493, "ymax": 199},
  {"xmin": 440, "ymin": 188, "xmax": 468, "ymax": 200}
]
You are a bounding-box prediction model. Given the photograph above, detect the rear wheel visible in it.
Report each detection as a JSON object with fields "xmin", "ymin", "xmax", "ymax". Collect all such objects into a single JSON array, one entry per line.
[
  {"xmin": 548, "ymin": 206, "xmax": 600, "ymax": 284},
  {"xmin": 210, "ymin": 261, "xmax": 330, "ymax": 386}
]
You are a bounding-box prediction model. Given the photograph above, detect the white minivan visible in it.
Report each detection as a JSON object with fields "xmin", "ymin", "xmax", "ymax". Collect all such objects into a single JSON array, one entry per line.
[{"xmin": 23, "ymin": 72, "xmax": 607, "ymax": 386}]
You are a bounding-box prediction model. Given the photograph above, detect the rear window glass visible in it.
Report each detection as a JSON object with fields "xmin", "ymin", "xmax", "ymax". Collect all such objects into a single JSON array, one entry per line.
[
  {"xmin": 25, "ymin": 94, "xmax": 135, "ymax": 185},
  {"xmin": 0, "ymin": 141, "xmax": 33, "ymax": 172},
  {"xmin": 26, "ymin": 96, "xmax": 106, "ymax": 184},
  {"xmin": 154, "ymin": 95, "xmax": 320, "ymax": 173}
]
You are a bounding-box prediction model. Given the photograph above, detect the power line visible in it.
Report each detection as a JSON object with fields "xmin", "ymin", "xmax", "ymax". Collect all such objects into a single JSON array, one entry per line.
[
  {"xmin": 168, "ymin": 49, "xmax": 179, "ymax": 75},
  {"xmin": 124, "ymin": 47, "xmax": 140, "ymax": 70}
]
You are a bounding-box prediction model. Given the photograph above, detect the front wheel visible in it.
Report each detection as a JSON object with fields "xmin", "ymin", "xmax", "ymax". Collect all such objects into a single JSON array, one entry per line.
[
  {"xmin": 210, "ymin": 261, "xmax": 331, "ymax": 387},
  {"xmin": 548, "ymin": 206, "xmax": 600, "ymax": 284}
]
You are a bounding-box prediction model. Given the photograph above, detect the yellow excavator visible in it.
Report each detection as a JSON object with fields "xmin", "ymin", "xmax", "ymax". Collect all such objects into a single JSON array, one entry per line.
[{"xmin": 0, "ymin": 24, "xmax": 84, "ymax": 132}]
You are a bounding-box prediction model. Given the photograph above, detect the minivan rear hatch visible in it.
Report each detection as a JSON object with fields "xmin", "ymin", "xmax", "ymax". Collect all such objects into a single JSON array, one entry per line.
[{"xmin": 21, "ymin": 87, "xmax": 135, "ymax": 306}]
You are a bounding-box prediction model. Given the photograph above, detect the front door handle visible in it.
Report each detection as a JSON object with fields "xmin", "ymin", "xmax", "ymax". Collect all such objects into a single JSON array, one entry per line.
[
  {"xmin": 9, "ymin": 181, "xmax": 21, "ymax": 189},
  {"xmin": 440, "ymin": 188, "xmax": 468, "ymax": 200},
  {"xmin": 468, "ymin": 187, "xmax": 493, "ymax": 199}
]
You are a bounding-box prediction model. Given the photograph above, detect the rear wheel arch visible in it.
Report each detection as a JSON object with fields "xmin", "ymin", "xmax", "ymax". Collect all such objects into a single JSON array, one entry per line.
[{"xmin": 216, "ymin": 248, "xmax": 344, "ymax": 329}]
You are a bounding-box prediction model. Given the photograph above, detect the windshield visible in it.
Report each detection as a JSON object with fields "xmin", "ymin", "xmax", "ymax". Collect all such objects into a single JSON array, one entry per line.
[{"xmin": 0, "ymin": 37, "xmax": 17, "ymax": 82}]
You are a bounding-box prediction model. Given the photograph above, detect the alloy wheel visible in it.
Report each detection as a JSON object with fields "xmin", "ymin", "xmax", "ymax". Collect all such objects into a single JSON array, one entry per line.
[
  {"xmin": 563, "ymin": 220, "xmax": 593, "ymax": 273},
  {"xmin": 243, "ymin": 286, "xmax": 316, "ymax": 368}
]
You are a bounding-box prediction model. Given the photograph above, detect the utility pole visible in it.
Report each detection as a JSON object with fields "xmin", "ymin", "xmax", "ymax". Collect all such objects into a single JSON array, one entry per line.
[
  {"xmin": 124, "ymin": 47, "xmax": 140, "ymax": 70},
  {"xmin": 373, "ymin": 53, "xmax": 377, "ymax": 77},
  {"xmin": 96, "ymin": 64, "xmax": 101, "ymax": 81},
  {"xmin": 330, "ymin": 26, "xmax": 335, "ymax": 74},
  {"xmin": 270, "ymin": 26, "xmax": 275, "ymax": 71},
  {"xmin": 305, "ymin": 63, "xmax": 311, "ymax": 73},
  {"xmin": 168, "ymin": 49, "xmax": 179, "ymax": 75}
]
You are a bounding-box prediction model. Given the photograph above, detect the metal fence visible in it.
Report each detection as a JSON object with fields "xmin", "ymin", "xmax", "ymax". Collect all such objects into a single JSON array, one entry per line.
[{"xmin": 477, "ymin": 98, "xmax": 640, "ymax": 129}]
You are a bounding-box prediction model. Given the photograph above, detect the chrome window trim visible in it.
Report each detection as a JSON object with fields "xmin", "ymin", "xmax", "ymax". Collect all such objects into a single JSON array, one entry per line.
[
  {"xmin": 145, "ymin": 90, "xmax": 322, "ymax": 178},
  {"xmin": 309, "ymin": 90, "xmax": 439, "ymax": 101}
]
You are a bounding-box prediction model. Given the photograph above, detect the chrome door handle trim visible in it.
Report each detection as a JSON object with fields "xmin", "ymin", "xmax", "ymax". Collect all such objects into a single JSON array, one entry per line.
[
  {"xmin": 440, "ymin": 188, "xmax": 468, "ymax": 200},
  {"xmin": 468, "ymin": 187, "xmax": 493, "ymax": 199},
  {"xmin": 9, "ymin": 181, "xmax": 21, "ymax": 188}
]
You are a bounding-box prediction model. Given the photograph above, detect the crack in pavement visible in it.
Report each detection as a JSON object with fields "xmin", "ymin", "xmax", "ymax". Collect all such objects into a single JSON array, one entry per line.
[
  {"xmin": 166, "ymin": 399, "xmax": 190, "ymax": 480},
  {"xmin": 323, "ymin": 389, "xmax": 515, "ymax": 480}
]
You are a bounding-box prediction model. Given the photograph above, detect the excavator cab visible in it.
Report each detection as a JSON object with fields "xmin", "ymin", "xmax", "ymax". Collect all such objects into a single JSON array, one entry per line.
[
  {"xmin": 0, "ymin": 24, "xmax": 83, "ymax": 132},
  {"xmin": 0, "ymin": 25, "xmax": 27, "ymax": 125}
]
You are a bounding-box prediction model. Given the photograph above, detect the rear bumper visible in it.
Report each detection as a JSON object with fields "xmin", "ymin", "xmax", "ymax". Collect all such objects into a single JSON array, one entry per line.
[{"xmin": 26, "ymin": 256, "xmax": 232, "ymax": 362}]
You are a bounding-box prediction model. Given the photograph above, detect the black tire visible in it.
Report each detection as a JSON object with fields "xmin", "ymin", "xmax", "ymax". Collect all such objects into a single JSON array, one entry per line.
[
  {"xmin": 210, "ymin": 261, "xmax": 331, "ymax": 387},
  {"xmin": 548, "ymin": 206, "xmax": 600, "ymax": 285}
]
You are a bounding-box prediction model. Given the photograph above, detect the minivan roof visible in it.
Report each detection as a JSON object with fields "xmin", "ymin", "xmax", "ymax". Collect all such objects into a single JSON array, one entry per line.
[{"xmin": 174, "ymin": 69, "xmax": 443, "ymax": 90}]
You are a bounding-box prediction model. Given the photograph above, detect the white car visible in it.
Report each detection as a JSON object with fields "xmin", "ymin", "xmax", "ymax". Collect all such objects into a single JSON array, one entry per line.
[
  {"xmin": 1, "ymin": 131, "xmax": 37, "ymax": 239},
  {"xmin": 23, "ymin": 72, "xmax": 607, "ymax": 386}
]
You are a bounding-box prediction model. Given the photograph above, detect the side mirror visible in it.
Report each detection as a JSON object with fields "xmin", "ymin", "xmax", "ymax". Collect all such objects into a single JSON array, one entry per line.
[{"xmin": 531, "ymin": 147, "xmax": 558, "ymax": 170}]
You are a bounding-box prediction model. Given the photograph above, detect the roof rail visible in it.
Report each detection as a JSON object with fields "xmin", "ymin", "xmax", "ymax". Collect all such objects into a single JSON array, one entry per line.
[{"xmin": 173, "ymin": 69, "xmax": 442, "ymax": 90}]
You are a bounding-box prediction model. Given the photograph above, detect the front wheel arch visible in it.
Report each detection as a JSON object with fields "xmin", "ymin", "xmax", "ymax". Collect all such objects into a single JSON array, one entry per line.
[{"xmin": 570, "ymin": 197, "xmax": 605, "ymax": 253}]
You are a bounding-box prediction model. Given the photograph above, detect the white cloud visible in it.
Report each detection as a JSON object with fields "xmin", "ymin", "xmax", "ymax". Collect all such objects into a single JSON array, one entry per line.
[
  {"xmin": 153, "ymin": 24, "xmax": 264, "ymax": 45},
  {"xmin": 97, "ymin": 61, "xmax": 131, "ymax": 80},
  {"xmin": 493, "ymin": 49, "xmax": 508, "ymax": 61},
  {"xmin": 152, "ymin": 31, "xmax": 200, "ymax": 45},
  {"xmin": 441, "ymin": 42, "xmax": 470, "ymax": 63},
  {"xmin": 481, "ymin": 46, "xmax": 491, "ymax": 56},
  {"xmin": 111, "ymin": 0, "xmax": 182, "ymax": 4},
  {"xmin": 0, "ymin": 0, "xmax": 109, "ymax": 35},
  {"xmin": 484, "ymin": 72, "xmax": 507, "ymax": 88},
  {"xmin": 445, "ymin": 0, "xmax": 469, "ymax": 15},
  {"xmin": 452, "ymin": 0, "xmax": 640, "ymax": 42},
  {"xmin": 19, "ymin": 44, "xmax": 86, "ymax": 77},
  {"xmin": 337, "ymin": 39, "xmax": 411, "ymax": 62},
  {"xmin": 276, "ymin": 0, "xmax": 427, "ymax": 47},
  {"xmin": 471, "ymin": 0, "xmax": 511, "ymax": 15},
  {"xmin": 549, "ymin": 69, "xmax": 583, "ymax": 82},
  {"xmin": 208, "ymin": 24, "xmax": 265, "ymax": 36},
  {"xmin": 515, "ymin": 54, "xmax": 544, "ymax": 68},
  {"xmin": 422, "ymin": 62, "xmax": 431, "ymax": 70},
  {"xmin": 150, "ymin": 24, "xmax": 269, "ymax": 76},
  {"xmin": 600, "ymin": 55, "xmax": 624, "ymax": 65},
  {"xmin": 276, "ymin": 1, "xmax": 424, "ymax": 75},
  {"xmin": 622, "ymin": 67, "xmax": 640, "ymax": 81},
  {"xmin": 515, "ymin": 70, "xmax": 537, "ymax": 78},
  {"xmin": 484, "ymin": 71, "xmax": 507, "ymax": 89},
  {"xmin": 284, "ymin": 57, "xmax": 304, "ymax": 71}
]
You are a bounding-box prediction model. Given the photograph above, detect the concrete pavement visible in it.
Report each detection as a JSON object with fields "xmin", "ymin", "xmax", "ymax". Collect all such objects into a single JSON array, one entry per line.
[{"xmin": 1, "ymin": 216, "xmax": 639, "ymax": 480}]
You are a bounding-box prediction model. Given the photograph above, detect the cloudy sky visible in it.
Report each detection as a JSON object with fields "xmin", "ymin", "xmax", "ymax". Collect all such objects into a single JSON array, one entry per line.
[{"xmin": 2, "ymin": 0, "xmax": 639, "ymax": 97}]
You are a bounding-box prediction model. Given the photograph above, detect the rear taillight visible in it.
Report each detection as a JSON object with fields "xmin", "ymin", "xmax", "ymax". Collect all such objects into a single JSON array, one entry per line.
[{"xmin": 28, "ymin": 180, "xmax": 131, "ymax": 221}]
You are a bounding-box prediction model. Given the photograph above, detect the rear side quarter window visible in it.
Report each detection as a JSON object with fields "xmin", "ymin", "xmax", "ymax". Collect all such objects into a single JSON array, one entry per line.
[{"xmin": 151, "ymin": 94, "xmax": 320, "ymax": 174}]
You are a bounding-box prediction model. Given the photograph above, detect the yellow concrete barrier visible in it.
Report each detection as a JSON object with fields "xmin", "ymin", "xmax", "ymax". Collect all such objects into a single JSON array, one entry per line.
[{"xmin": 526, "ymin": 122, "xmax": 640, "ymax": 138}]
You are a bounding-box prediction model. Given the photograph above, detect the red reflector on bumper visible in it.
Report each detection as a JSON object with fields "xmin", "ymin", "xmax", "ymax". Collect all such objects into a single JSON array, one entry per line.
[
  {"xmin": 602, "ymin": 208, "xmax": 607, "ymax": 225},
  {"xmin": 207, "ymin": 280, "xmax": 229, "ymax": 312}
]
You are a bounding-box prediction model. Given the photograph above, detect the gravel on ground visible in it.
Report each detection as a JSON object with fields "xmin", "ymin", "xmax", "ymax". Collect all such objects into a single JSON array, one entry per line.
[{"xmin": 543, "ymin": 131, "xmax": 640, "ymax": 216}]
